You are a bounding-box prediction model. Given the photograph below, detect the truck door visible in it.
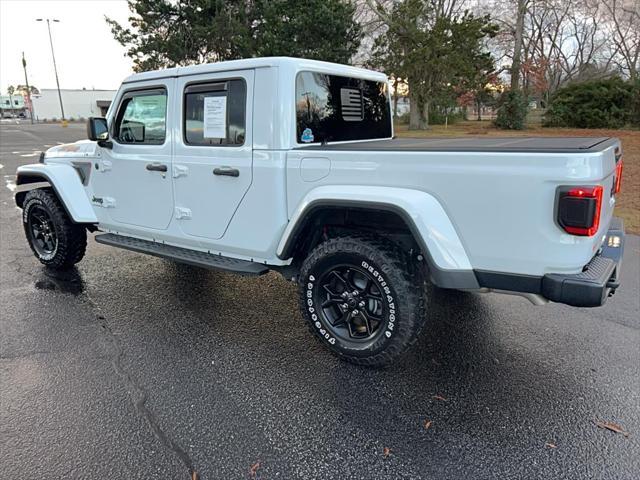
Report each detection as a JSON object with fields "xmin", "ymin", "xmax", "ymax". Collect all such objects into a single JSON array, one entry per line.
[
  {"xmin": 93, "ymin": 79, "xmax": 175, "ymax": 230},
  {"xmin": 172, "ymin": 70, "xmax": 254, "ymax": 240}
]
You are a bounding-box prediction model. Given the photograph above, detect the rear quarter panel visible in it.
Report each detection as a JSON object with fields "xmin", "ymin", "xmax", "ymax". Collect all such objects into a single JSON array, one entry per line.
[{"xmin": 286, "ymin": 143, "xmax": 619, "ymax": 276}]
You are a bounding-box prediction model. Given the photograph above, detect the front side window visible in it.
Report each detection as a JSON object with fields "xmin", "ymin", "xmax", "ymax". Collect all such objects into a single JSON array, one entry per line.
[
  {"xmin": 114, "ymin": 89, "xmax": 167, "ymax": 145},
  {"xmin": 295, "ymin": 71, "xmax": 392, "ymax": 144},
  {"xmin": 183, "ymin": 79, "xmax": 246, "ymax": 146}
]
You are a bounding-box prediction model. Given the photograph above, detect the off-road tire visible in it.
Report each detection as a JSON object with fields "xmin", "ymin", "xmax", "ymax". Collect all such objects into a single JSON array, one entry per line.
[
  {"xmin": 22, "ymin": 189, "xmax": 87, "ymax": 269},
  {"xmin": 298, "ymin": 233, "xmax": 427, "ymax": 366}
]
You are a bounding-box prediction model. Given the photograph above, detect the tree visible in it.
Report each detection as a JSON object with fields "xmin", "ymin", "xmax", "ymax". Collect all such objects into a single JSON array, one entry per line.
[
  {"xmin": 368, "ymin": 0, "xmax": 497, "ymax": 129},
  {"xmin": 106, "ymin": 0, "xmax": 253, "ymax": 72},
  {"xmin": 521, "ymin": 0, "xmax": 612, "ymax": 103},
  {"xmin": 511, "ymin": 0, "xmax": 527, "ymax": 90},
  {"xmin": 602, "ymin": 0, "xmax": 640, "ymax": 82},
  {"xmin": 367, "ymin": 0, "xmax": 425, "ymax": 128},
  {"xmin": 253, "ymin": 0, "xmax": 361, "ymax": 63},
  {"xmin": 484, "ymin": 0, "xmax": 529, "ymax": 129},
  {"xmin": 462, "ymin": 71, "xmax": 499, "ymax": 120},
  {"xmin": 106, "ymin": 0, "xmax": 362, "ymax": 72},
  {"xmin": 15, "ymin": 85, "xmax": 39, "ymax": 96},
  {"xmin": 366, "ymin": 15, "xmax": 407, "ymax": 120},
  {"xmin": 495, "ymin": 89, "xmax": 528, "ymax": 128},
  {"xmin": 483, "ymin": 0, "xmax": 616, "ymax": 104}
]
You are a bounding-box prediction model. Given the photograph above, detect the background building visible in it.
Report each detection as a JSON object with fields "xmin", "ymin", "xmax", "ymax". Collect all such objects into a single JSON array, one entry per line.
[
  {"xmin": 31, "ymin": 88, "xmax": 117, "ymax": 121},
  {"xmin": 0, "ymin": 94, "xmax": 26, "ymax": 117}
]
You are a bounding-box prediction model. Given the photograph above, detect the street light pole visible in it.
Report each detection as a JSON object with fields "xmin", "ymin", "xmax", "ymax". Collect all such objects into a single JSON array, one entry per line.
[{"xmin": 36, "ymin": 18, "xmax": 65, "ymax": 120}]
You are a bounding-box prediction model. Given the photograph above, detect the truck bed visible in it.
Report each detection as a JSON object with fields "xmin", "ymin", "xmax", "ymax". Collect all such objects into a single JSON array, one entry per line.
[{"xmin": 296, "ymin": 136, "xmax": 617, "ymax": 153}]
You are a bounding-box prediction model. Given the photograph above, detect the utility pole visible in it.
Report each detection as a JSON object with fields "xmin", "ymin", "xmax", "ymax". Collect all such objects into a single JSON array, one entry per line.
[
  {"xmin": 36, "ymin": 18, "xmax": 65, "ymax": 120},
  {"xmin": 22, "ymin": 52, "xmax": 34, "ymax": 124}
]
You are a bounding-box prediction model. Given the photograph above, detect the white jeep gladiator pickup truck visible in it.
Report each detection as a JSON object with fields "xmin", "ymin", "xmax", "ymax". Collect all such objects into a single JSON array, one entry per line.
[{"xmin": 15, "ymin": 57, "xmax": 625, "ymax": 366}]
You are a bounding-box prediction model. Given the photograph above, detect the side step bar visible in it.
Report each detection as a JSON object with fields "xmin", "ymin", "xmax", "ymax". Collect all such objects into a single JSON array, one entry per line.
[{"xmin": 95, "ymin": 233, "xmax": 269, "ymax": 276}]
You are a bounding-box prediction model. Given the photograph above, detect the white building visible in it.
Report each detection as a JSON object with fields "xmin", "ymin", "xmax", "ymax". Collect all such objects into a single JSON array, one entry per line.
[
  {"xmin": 395, "ymin": 96, "xmax": 410, "ymax": 116},
  {"xmin": 0, "ymin": 94, "xmax": 26, "ymax": 117},
  {"xmin": 31, "ymin": 89, "xmax": 117, "ymax": 121}
]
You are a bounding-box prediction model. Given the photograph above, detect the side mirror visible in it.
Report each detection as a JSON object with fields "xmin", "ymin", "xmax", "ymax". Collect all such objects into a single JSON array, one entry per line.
[
  {"xmin": 87, "ymin": 117, "xmax": 112, "ymax": 149},
  {"xmin": 87, "ymin": 117, "xmax": 109, "ymax": 141}
]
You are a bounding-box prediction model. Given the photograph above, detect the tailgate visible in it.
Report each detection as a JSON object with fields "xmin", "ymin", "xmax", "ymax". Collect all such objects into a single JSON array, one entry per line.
[{"xmin": 597, "ymin": 141, "xmax": 622, "ymax": 236}]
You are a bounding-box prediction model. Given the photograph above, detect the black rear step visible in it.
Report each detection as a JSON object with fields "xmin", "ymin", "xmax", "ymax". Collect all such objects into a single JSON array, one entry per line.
[
  {"xmin": 475, "ymin": 217, "xmax": 625, "ymax": 307},
  {"xmin": 542, "ymin": 217, "xmax": 625, "ymax": 307},
  {"xmin": 95, "ymin": 233, "xmax": 269, "ymax": 275}
]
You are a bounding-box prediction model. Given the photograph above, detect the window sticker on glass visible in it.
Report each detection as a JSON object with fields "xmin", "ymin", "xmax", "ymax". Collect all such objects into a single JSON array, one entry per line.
[
  {"xmin": 301, "ymin": 127, "xmax": 314, "ymax": 143},
  {"xmin": 340, "ymin": 87, "xmax": 364, "ymax": 121},
  {"xmin": 203, "ymin": 96, "xmax": 227, "ymax": 138}
]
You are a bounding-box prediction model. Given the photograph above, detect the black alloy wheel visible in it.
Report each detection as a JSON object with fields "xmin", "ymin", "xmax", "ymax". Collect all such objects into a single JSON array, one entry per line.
[
  {"xmin": 314, "ymin": 264, "xmax": 386, "ymax": 344},
  {"xmin": 27, "ymin": 205, "xmax": 58, "ymax": 258}
]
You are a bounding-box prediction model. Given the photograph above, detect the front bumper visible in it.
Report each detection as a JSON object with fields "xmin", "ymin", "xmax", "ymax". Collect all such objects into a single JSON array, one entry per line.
[{"xmin": 542, "ymin": 217, "xmax": 625, "ymax": 307}]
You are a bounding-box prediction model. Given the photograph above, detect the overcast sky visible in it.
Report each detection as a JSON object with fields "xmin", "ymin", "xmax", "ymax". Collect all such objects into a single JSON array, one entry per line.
[{"xmin": 0, "ymin": 0, "xmax": 134, "ymax": 94}]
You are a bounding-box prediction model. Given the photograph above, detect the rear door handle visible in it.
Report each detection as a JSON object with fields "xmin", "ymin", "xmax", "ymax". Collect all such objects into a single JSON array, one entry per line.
[
  {"xmin": 213, "ymin": 167, "xmax": 240, "ymax": 177},
  {"xmin": 146, "ymin": 163, "xmax": 168, "ymax": 172}
]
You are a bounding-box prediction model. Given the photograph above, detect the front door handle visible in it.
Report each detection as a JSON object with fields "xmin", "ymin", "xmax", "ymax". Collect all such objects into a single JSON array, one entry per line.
[
  {"xmin": 213, "ymin": 167, "xmax": 240, "ymax": 177},
  {"xmin": 146, "ymin": 163, "xmax": 168, "ymax": 172}
]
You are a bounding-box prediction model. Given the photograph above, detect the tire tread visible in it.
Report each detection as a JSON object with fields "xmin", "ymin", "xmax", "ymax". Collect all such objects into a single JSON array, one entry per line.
[
  {"xmin": 23, "ymin": 189, "xmax": 87, "ymax": 269},
  {"xmin": 299, "ymin": 233, "xmax": 427, "ymax": 366}
]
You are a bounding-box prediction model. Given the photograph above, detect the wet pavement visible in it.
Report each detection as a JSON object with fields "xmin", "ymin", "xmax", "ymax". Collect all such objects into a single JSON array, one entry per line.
[{"xmin": 1, "ymin": 123, "xmax": 639, "ymax": 479}]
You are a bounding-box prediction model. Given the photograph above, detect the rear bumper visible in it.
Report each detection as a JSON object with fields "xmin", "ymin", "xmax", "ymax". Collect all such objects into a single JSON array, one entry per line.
[
  {"xmin": 542, "ymin": 217, "xmax": 625, "ymax": 307},
  {"xmin": 475, "ymin": 217, "xmax": 625, "ymax": 307}
]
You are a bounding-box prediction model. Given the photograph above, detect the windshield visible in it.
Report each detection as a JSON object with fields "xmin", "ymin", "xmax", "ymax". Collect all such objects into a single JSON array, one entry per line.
[{"xmin": 295, "ymin": 71, "xmax": 392, "ymax": 144}]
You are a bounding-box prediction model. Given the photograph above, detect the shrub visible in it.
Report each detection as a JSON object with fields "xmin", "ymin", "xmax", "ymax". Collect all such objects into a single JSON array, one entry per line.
[
  {"xmin": 544, "ymin": 77, "xmax": 636, "ymax": 129},
  {"xmin": 428, "ymin": 108, "xmax": 463, "ymax": 125},
  {"xmin": 630, "ymin": 79, "xmax": 640, "ymax": 128},
  {"xmin": 495, "ymin": 90, "xmax": 528, "ymax": 130}
]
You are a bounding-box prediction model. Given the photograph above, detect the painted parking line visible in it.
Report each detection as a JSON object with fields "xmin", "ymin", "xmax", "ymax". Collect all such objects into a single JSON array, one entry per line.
[{"xmin": 4, "ymin": 175, "xmax": 16, "ymax": 192}]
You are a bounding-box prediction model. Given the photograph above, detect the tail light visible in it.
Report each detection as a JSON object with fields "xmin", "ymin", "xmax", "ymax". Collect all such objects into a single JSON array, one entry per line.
[
  {"xmin": 557, "ymin": 185, "xmax": 603, "ymax": 236},
  {"xmin": 613, "ymin": 147, "xmax": 623, "ymax": 195}
]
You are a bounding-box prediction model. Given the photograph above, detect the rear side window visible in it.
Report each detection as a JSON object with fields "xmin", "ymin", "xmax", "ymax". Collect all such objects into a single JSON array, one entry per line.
[
  {"xmin": 295, "ymin": 71, "xmax": 392, "ymax": 144},
  {"xmin": 183, "ymin": 79, "xmax": 246, "ymax": 146},
  {"xmin": 114, "ymin": 88, "xmax": 167, "ymax": 145}
]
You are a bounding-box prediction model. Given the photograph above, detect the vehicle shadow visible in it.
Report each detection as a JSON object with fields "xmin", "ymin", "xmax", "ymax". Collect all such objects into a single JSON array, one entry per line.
[
  {"xmin": 123, "ymin": 261, "xmax": 634, "ymax": 476},
  {"xmin": 160, "ymin": 264, "xmax": 589, "ymax": 422},
  {"xmin": 323, "ymin": 287, "xmax": 614, "ymax": 472},
  {"xmin": 34, "ymin": 266, "xmax": 85, "ymax": 295}
]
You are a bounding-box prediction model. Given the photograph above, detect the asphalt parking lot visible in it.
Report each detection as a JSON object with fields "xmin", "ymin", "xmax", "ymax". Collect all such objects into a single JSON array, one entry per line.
[{"xmin": 1, "ymin": 122, "xmax": 639, "ymax": 479}]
